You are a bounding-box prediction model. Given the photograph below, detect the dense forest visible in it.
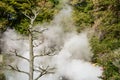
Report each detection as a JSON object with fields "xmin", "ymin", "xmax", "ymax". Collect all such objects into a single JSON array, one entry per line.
[{"xmin": 0, "ymin": 0, "xmax": 120, "ymax": 80}]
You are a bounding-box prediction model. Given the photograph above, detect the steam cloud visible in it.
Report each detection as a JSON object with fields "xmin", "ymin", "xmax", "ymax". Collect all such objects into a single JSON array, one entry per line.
[{"xmin": 2, "ymin": 3, "xmax": 103, "ymax": 80}]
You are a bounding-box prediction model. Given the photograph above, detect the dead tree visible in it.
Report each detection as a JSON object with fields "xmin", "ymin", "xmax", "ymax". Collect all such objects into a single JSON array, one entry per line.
[{"xmin": 7, "ymin": 8, "xmax": 56, "ymax": 80}]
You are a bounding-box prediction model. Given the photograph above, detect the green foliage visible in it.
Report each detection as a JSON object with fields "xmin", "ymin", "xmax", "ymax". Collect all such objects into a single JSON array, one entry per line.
[
  {"xmin": 71, "ymin": 0, "xmax": 120, "ymax": 79},
  {"xmin": 97, "ymin": 49, "xmax": 120, "ymax": 80},
  {"xmin": 0, "ymin": 1, "xmax": 15, "ymax": 30},
  {"xmin": 73, "ymin": 10, "xmax": 93, "ymax": 32},
  {"xmin": 71, "ymin": 0, "xmax": 94, "ymax": 32},
  {"xmin": 0, "ymin": 0, "xmax": 60, "ymax": 34},
  {"xmin": 88, "ymin": 0, "xmax": 120, "ymax": 79},
  {"xmin": 90, "ymin": 0, "xmax": 120, "ymax": 55},
  {"xmin": 14, "ymin": 18, "xmax": 29, "ymax": 35}
]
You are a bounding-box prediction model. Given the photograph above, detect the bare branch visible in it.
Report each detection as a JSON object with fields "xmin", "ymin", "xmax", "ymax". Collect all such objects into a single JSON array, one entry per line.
[
  {"xmin": 34, "ymin": 65, "xmax": 55, "ymax": 74},
  {"xmin": 10, "ymin": 50, "xmax": 30, "ymax": 62},
  {"xmin": 31, "ymin": 9, "xmax": 40, "ymax": 23},
  {"xmin": 32, "ymin": 28, "xmax": 48, "ymax": 34},
  {"xmin": 32, "ymin": 30, "xmax": 42, "ymax": 33},
  {"xmin": 8, "ymin": 65, "xmax": 29, "ymax": 76},
  {"xmin": 23, "ymin": 12, "xmax": 31, "ymax": 20},
  {"xmin": 34, "ymin": 47, "xmax": 46, "ymax": 58},
  {"xmin": 34, "ymin": 72, "xmax": 44, "ymax": 80},
  {"xmin": 34, "ymin": 54, "xmax": 45, "ymax": 58},
  {"xmin": 34, "ymin": 52, "xmax": 55, "ymax": 58},
  {"xmin": 33, "ymin": 41, "xmax": 43, "ymax": 47},
  {"xmin": 32, "ymin": 9, "xmax": 40, "ymax": 17},
  {"xmin": 23, "ymin": 9, "xmax": 40, "ymax": 25},
  {"xmin": 33, "ymin": 49, "xmax": 51, "ymax": 57},
  {"xmin": 34, "ymin": 47, "xmax": 57, "ymax": 58},
  {"xmin": 28, "ymin": 27, "xmax": 47, "ymax": 37},
  {"xmin": 34, "ymin": 66, "xmax": 54, "ymax": 80}
]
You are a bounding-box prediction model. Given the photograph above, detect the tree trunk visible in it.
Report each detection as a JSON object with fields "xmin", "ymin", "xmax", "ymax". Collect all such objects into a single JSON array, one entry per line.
[{"xmin": 29, "ymin": 32, "xmax": 34, "ymax": 80}]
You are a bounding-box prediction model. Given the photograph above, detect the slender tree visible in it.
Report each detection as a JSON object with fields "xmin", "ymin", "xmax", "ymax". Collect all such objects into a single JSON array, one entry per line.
[
  {"xmin": 1, "ymin": 0, "xmax": 59, "ymax": 80},
  {"xmin": 8, "ymin": 8, "xmax": 55, "ymax": 80}
]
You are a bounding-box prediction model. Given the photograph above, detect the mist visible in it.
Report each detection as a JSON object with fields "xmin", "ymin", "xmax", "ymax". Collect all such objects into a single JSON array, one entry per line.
[{"xmin": 1, "ymin": 2, "xmax": 103, "ymax": 80}]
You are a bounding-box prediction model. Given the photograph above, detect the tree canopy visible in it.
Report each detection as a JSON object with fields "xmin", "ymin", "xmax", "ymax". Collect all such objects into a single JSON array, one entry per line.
[{"xmin": 0, "ymin": 0, "xmax": 59, "ymax": 34}]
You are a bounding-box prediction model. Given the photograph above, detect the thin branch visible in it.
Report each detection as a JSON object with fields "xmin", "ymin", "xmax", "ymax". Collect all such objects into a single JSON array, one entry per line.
[
  {"xmin": 32, "ymin": 28, "xmax": 48, "ymax": 33},
  {"xmin": 34, "ymin": 52, "xmax": 55, "ymax": 58},
  {"xmin": 39, "ymin": 66, "xmax": 49, "ymax": 71},
  {"xmin": 32, "ymin": 30, "xmax": 42, "ymax": 33},
  {"xmin": 34, "ymin": 54, "xmax": 43, "ymax": 58},
  {"xmin": 34, "ymin": 72, "xmax": 44, "ymax": 80},
  {"xmin": 23, "ymin": 12, "xmax": 31, "ymax": 20},
  {"xmin": 34, "ymin": 47, "xmax": 47, "ymax": 58},
  {"xmin": 31, "ymin": 9, "xmax": 40, "ymax": 23},
  {"xmin": 34, "ymin": 66, "xmax": 50, "ymax": 80},
  {"xmin": 10, "ymin": 50, "xmax": 30, "ymax": 62},
  {"xmin": 34, "ymin": 47, "xmax": 58, "ymax": 58},
  {"xmin": 8, "ymin": 65, "xmax": 29, "ymax": 76},
  {"xmin": 34, "ymin": 65, "xmax": 55, "ymax": 73},
  {"xmin": 33, "ymin": 65, "xmax": 55, "ymax": 80},
  {"xmin": 33, "ymin": 41, "xmax": 43, "ymax": 47},
  {"xmin": 35, "ymin": 66, "xmax": 54, "ymax": 80},
  {"xmin": 32, "ymin": 9, "xmax": 40, "ymax": 17}
]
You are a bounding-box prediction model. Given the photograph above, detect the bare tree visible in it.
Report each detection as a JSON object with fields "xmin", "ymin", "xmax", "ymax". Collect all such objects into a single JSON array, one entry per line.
[{"xmin": 7, "ymin": 8, "xmax": 57, "ymax": 80}]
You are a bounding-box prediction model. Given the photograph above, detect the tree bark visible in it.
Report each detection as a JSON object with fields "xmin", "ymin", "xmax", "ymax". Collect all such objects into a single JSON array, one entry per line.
[
  {"xmin": 29, "ymin": 31, "xmax": 34, "ymax": 80},
  {"xmin": 24, "ymin": 10, "xmax": 40, "ymax": 80}
]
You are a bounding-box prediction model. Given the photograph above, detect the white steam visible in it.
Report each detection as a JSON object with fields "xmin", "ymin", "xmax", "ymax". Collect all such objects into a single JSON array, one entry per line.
[
  {"xmin": 54, "ymin": 33, "xmax": 102, "ymax": 80},
  {"xmin": 2, "ymin": 3, "xmax": 103, "ymax": 80}
]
